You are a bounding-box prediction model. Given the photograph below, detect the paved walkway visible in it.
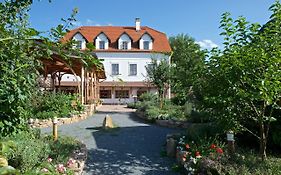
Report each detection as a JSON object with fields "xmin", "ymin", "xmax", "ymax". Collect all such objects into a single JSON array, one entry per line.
[{"xmin": 42, "ymin": 105, "xmax": 181, "ymax": 175}]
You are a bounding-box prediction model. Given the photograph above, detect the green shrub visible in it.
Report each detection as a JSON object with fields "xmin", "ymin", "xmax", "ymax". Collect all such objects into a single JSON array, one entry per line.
[
  {"xmin": 188, "ymin": 110, "xmax": 212, "ymax": 123},
  {"xmin": 45, "ymin": 135, "xmax": 80, "ymax": 164},
  {"xmin": 27, "ymin": 92, "xmax": 84, "ymax": 119},
  {"xmin": 2, "ymin": 132, "xmax": 51, "ymax": 173},
  {"xmin": 185, "ymin": 123, "xmax": 224, "ymax": 142},
  {"xmin": 138, "ymin": 93, "xmax": 158, "ymax": 102}
]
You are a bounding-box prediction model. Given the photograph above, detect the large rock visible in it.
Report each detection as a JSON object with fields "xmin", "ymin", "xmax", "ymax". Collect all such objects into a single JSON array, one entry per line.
[
  {"xmin": 103, "ymin": 115, "xmax": 114, "ymax": 129},
  {"xmin": 166, "ymin": 138, "xmax": 177, "ymax": 157}
]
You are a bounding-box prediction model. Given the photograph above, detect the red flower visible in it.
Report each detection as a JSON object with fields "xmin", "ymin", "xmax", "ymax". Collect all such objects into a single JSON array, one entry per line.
[
  {"xmin": 216, "ymin": 148, "xmax": 223, "ymax": 154},
  {"xmin": 210, "ymin": 144, "xmax": 217, "ymax": 149},
  {"xmin": 195, "ymin": 151, "xmax": 201, "ymax": 157},
  {"xmin": 185, "ymin": 144, "xmax": 190, "ymax": 149}
]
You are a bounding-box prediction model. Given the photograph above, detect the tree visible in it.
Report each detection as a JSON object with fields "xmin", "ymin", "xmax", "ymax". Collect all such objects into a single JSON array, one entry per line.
[
  {"xmin": 169, "ymin": 34, "xmax": 205, "ymax": 105},
  {"xmin": 197, "ymin": 1, "xmax": 281, "ymax": 160},
  {"xmin": 146, "ymin": 58, "xmax": 170, "ymax": 109},
  {"xmin": 0, "ymin": 0, "xmax": 102, "ymax": 136}
]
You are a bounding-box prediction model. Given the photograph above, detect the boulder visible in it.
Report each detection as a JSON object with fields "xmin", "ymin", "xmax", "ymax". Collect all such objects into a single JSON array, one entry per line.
[
  {"xmin": 103, "ymin": 115, "xmax": 114, "ymax": 129},
  {"xmin": 166, "ymin": 138, "xmax": 177, "ymax": 157}
]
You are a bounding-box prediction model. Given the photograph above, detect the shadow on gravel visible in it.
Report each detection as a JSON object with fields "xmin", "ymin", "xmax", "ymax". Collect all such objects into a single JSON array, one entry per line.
[{"xmin": 83, "ymin": 125, "xmax": 180, "ymax": 175}]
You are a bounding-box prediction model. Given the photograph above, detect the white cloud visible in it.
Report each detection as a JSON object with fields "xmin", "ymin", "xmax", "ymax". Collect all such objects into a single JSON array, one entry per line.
[
  {"xmin": 196, "ymin": 39, "xmax": 218, "ymax": 50},
  {"xmin": 72, "ymin": 21, "xmax": 82, "ymax": 27},
  {"xmin": 86, "ymin": 19, "xmax": 95, "ymax": 25},
  {"xmin": 72, "ymin": 19, "xmax": 111, "ymax": 27}
]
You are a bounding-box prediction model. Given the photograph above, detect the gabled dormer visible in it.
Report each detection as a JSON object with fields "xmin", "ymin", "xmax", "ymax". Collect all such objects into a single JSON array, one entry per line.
[
  {"xmin": 139, "ymin": 32, "xmax": 153, "ymax": 50},
  {"xmin": 118, "ymin": 32, "xmax": 132, "ymax": 50},
  {"xmin": 95, "ymin": 32, "xmax": 110, "ymax": 50},
  {"xmin": 72, "ymin": 32, "xmax": 87, "ymax": 50}
]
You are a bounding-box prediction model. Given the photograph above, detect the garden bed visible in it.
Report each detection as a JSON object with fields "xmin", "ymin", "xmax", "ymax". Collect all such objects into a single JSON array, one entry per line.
[
  {"xmin": 136, "ymin": 110, "xmax": 191, "ymax": 128},
  {"xmin": 29, "ymin": 104, "xmax": 96, "ymax": 128}
]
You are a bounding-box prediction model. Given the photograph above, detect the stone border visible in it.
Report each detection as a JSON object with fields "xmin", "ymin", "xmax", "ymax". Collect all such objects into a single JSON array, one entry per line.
[
  {"xmin": 70, "ymin": 143, "xmax": 88, "ymax": 175},
  {"xmin": 135, "ymin": 110, "xmax": 191, "ymax": 128},
  {"xmin": 29, "ymin": 104, "xmax": 96, "ymax": 128}
]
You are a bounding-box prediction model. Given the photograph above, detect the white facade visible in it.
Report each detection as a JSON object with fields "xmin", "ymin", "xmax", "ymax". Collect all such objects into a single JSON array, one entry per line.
[
  {"xmin": 96, "ymin": 52, "xmax": 170, "ymax": 104},
  {"xmin": 96, "ymin": 52, "xmax": 168, "ymax": 82}
]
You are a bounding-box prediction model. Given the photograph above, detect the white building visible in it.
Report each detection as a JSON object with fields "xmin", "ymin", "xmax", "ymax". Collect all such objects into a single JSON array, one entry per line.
[{"xmin": 63, "ymin": 18, "xmax": 172, "ymax": 104}]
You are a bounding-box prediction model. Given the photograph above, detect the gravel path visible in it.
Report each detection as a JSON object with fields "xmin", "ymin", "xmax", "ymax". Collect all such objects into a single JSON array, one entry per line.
[{"xmin": 41, "ymin": 105, "xmax": 181, "ymax": 175}]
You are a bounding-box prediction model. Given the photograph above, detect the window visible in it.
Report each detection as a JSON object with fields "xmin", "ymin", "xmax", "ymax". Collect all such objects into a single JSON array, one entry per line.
[
  {"xmin": 76, "ymin": 40, "xmax": 82, "ymax": 49},
  {"xmin": 129, "ymin": 64, "xmax": 137, "ymax": 76},
  {"xmin": 121, "ymin": 41, "xmax": 128, "ymax": 50},
  {"xmin": 100, "ymin": 90, "xmax": 111, "ymax": 99},
  {"xmin": 143, "ymin": 41, "xmax": 150, "ymax": 50},
  {"xmin": 99, "ymin": 41, "xmax": 105, "ymax": 49},
  {"xmin": 111, "ymin": 64, "xmax": 119, "ymax": 75},
  {"xmin": 115, "ymin": 90, "xmax": 129, "ymax": 98}
]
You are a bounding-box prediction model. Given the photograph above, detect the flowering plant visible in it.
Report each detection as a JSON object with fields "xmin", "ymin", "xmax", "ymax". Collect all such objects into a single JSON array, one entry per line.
[
  {"xmin": 176, "ymin": 136, "xmax": 225, "ymax": 174},
  {"xmin": 37, "ymin": 157, "xmax": 76, "ymax": 174}
]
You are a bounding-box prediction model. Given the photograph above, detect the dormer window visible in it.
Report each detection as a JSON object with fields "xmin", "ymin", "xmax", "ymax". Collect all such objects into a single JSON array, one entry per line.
[
  {"xmin": 72, "ymin": 33, "xmax": 86, "ymax": 50},
  {"xmin": 95, "ymin": 32, "xmax": 109, "ymax": 50},
  {"xmin": 121, "ymin": 41, "xmax": 128, "ymax": 50},
  {"xmin": 140, "ymin": 33, "xmax": 153, "ymax": 50},
  {"xmin": 118, "ymin": 33, "xmax": 132, "ymax": 50},
  {"xmin": 99, "ymin": 41, "xmax": 105, "ymax": 50}
]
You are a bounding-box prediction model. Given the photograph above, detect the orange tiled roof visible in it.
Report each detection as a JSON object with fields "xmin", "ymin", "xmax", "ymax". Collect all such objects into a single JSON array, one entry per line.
[{"xmin": 62, "ymin": 26, "xmax": 171, "ymax": 53}]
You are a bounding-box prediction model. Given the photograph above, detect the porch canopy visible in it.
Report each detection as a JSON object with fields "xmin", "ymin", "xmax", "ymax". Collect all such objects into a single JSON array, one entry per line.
[{"xmin": 39, "ymin": 53, "xmax": 105, "ymax": 104}]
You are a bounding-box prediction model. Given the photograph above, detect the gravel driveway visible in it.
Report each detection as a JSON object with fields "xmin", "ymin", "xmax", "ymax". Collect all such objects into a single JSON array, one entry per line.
[{"xmin": 41, "ymin": 105, "xmax": 180, "ymax": 175}]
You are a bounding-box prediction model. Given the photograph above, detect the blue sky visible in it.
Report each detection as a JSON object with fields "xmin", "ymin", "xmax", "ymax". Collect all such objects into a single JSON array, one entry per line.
[{"xmin": 28, "ymin": 0, "xmax": 277, "ymax": 49}]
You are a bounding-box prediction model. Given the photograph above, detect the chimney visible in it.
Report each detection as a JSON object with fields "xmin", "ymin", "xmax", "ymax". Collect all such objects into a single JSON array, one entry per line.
[{"xmin": 135, "ymin": 18, "xmax": 141, "ymax": 31}]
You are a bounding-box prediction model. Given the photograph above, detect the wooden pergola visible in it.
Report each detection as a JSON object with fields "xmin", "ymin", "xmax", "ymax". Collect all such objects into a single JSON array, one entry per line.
[{"xmin": 39, "ymin": 53, "xmax": 106, "ymax": 105}]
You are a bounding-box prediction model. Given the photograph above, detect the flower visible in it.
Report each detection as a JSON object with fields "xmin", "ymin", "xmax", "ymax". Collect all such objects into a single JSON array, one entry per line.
[
  {"xmin": 67, "ymin": 158, "xmax": 75, "ymax": 167},
  {"xmin": 47, "ymin": 157, "xmax": 52, "ymax": 163},
  {"xmin": 195, "ymin": 151, "xmax": 202, "ymax": 158},
  {"xmin": 185, "ymin": 144, "xmax": 190, "ymax": 149},
  {"xmin": 41, "ymin": 168, "xmax": 49, "ymax": 173},
  {"xmin": 210, "ymin": 144, "xmax": 217, "ymax": 149},
  {"xmin": 56, "ymin": 164, "xmax": 66, "ymax": 173},
  {"xmin": 216, "ymin": 148, "xmax": 223, "ymax": 154}
]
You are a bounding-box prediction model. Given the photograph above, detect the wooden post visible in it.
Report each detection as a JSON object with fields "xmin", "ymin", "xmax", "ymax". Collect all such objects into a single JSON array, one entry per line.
[
  {"xmin": 81, "ymin": 67, "xmax": 85, "ymax": 104},
  {"xmin": 91, "ymin": 72, "xmax": 94, "ymax": 103},
  {"xmin": 52, "ymin": 117, "xmax": 58, "ymax": 141},
  {"xmin": 94, "ymin": 73, "xmax": 97, "ymax": 99}
]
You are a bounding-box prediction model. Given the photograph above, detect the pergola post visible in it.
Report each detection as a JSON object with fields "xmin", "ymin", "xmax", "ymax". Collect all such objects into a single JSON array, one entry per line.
[
  {"xmin": 91, "ymin": 72, "xmax": 94, "ymax": 104},
  {"xmin": 81, "ymin": 67, "xmax": 85, "ymax": 104}
]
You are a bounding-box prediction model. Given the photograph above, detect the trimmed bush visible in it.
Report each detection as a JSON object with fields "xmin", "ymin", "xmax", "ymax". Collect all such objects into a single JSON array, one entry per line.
[{"xmin": 27, "ymin": 92, "xmax": 84, "ymax": 119}]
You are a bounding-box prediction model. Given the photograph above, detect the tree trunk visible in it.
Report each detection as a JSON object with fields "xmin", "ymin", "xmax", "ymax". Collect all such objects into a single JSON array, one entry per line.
[{"xmin": 259, "ymin": 121, "xmax": 267, "ymax": 161}]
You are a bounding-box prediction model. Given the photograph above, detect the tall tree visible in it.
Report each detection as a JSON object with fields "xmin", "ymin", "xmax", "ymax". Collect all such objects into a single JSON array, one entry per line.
[
  {"xmin": 146, "ymin": 58, "xmax": 170, "ymax": 109},
  {"xmin": 197, "ymin": 1, "xmax": 281, "ymax": 160},
  {"xmin": 169, "ymin": 34, "xmax": 205, "ymax": 105},
  {"xmin": 0, "ymin": 0, "xmax": 102, "ymax": 136}
]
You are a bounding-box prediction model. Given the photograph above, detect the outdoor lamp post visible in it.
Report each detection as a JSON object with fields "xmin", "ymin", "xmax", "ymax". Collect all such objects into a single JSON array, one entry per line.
[
  {"xmin": 52, "ymin": 117, "xmax": 58, "ymax": 141},
  {"xmin": 227, "ymin": 131, "xmax": 235, "ymax": 155}
]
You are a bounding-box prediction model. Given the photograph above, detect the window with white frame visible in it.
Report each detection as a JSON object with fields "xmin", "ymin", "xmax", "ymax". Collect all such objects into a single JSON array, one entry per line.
[
  {"xmin": 129, "ymin": 64, "xmax": 137, "ymax": 76},
  {"xmin": 143, "ymin": 41, "xmax": 150, "ymax": 50},
  {"xmin": 111, "ymin": 64, "xmax": 119, "ymax": 75},
  {"xmin": 76, "ymin": 40, "xmax": 82, "ymax": 49},
  {"xmin": 121, "ymin": 41, "xmax": 128, "ymax": 50},
  {"xmin": 99, "ymin": 41, "xmax": 105, "ymax": 49}
]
